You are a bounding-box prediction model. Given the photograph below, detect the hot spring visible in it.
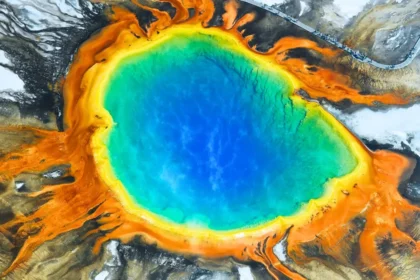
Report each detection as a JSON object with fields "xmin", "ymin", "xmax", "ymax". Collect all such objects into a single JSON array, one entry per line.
[{"xmin": 103, "ymin": 32, "xmax": 357, "ymax": 230}]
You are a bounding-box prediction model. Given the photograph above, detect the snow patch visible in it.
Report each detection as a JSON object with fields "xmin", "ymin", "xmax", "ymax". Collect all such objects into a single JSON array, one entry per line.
[
  {"xmin": 15, "ymin": 181, "xmax": 25, "ymax": 191},
  {"xmin": 238, "ymin": 266, "xmax": 254, "ymax": 280},
  {"xmin": 0, "ymin": 67, "xmax": 24, "ymax": 91},
  {"xmin": 43, "ymin": 170, "xmax": 63, "ymax": 179},
  {"xmin": 273, "ymin": 234, "xmax": 288, "ymax": 263},
  {"xmin": 0, "ymin": 50, "xmax": 11, "ymax": 66},
  {"xmin": 94, "ymin": 271, "xmax": 109, "ymax": 280},
  {"xmin": 322, "ymin": 4, "xmax": 347, "ymax": 28},
  {"xmin": 299, "ymin": 1, "xmax": 310, "ymax": 16},
  {"xmin": 333, "ymin": 0, "xmax": 369, "ymax": 19},
  {"xmin": 55, "ymin": 0, "xmax": 83, "ymax": 18},
  {"xmin": 105, "ymin": 240, "xmax": 122, "ymax": 267},
  {"xmin": 323, "ymin": 103, "xmax": 420, "ymax": 157},
  {"xmin": 321, "ymin": 0, "xmax": 369, "ymax": 27},
  {"xmin": 256, "ymin": 0, "xmax": 289, "ymax": 6},
  {"xmin": 5, "ymin": 0, "xmax": 81, "ymax": 31}
]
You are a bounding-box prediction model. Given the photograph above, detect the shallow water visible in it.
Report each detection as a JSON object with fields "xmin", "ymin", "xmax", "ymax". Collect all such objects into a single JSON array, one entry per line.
[{"xmin": 104, "ymin": 33, "xmax": 357, "ymax": 230}]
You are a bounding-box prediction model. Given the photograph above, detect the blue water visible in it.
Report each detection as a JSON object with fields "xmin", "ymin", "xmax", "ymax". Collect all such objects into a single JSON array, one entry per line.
[{"xmin": 104, "ymin": 35, "xmax": 357, "ymax": 230}]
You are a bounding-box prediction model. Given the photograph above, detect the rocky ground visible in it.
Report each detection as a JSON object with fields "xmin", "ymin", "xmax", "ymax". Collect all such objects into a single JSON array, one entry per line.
[{"xmin": 258, "ymin": 0, "xmax": 420, "ymax": 65}]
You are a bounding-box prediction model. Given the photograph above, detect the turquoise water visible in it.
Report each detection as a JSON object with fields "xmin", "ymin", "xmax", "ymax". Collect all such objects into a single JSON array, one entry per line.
[{"xmin": 104, "ymin": 34, "xmax": 357, "ymax": 230}]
